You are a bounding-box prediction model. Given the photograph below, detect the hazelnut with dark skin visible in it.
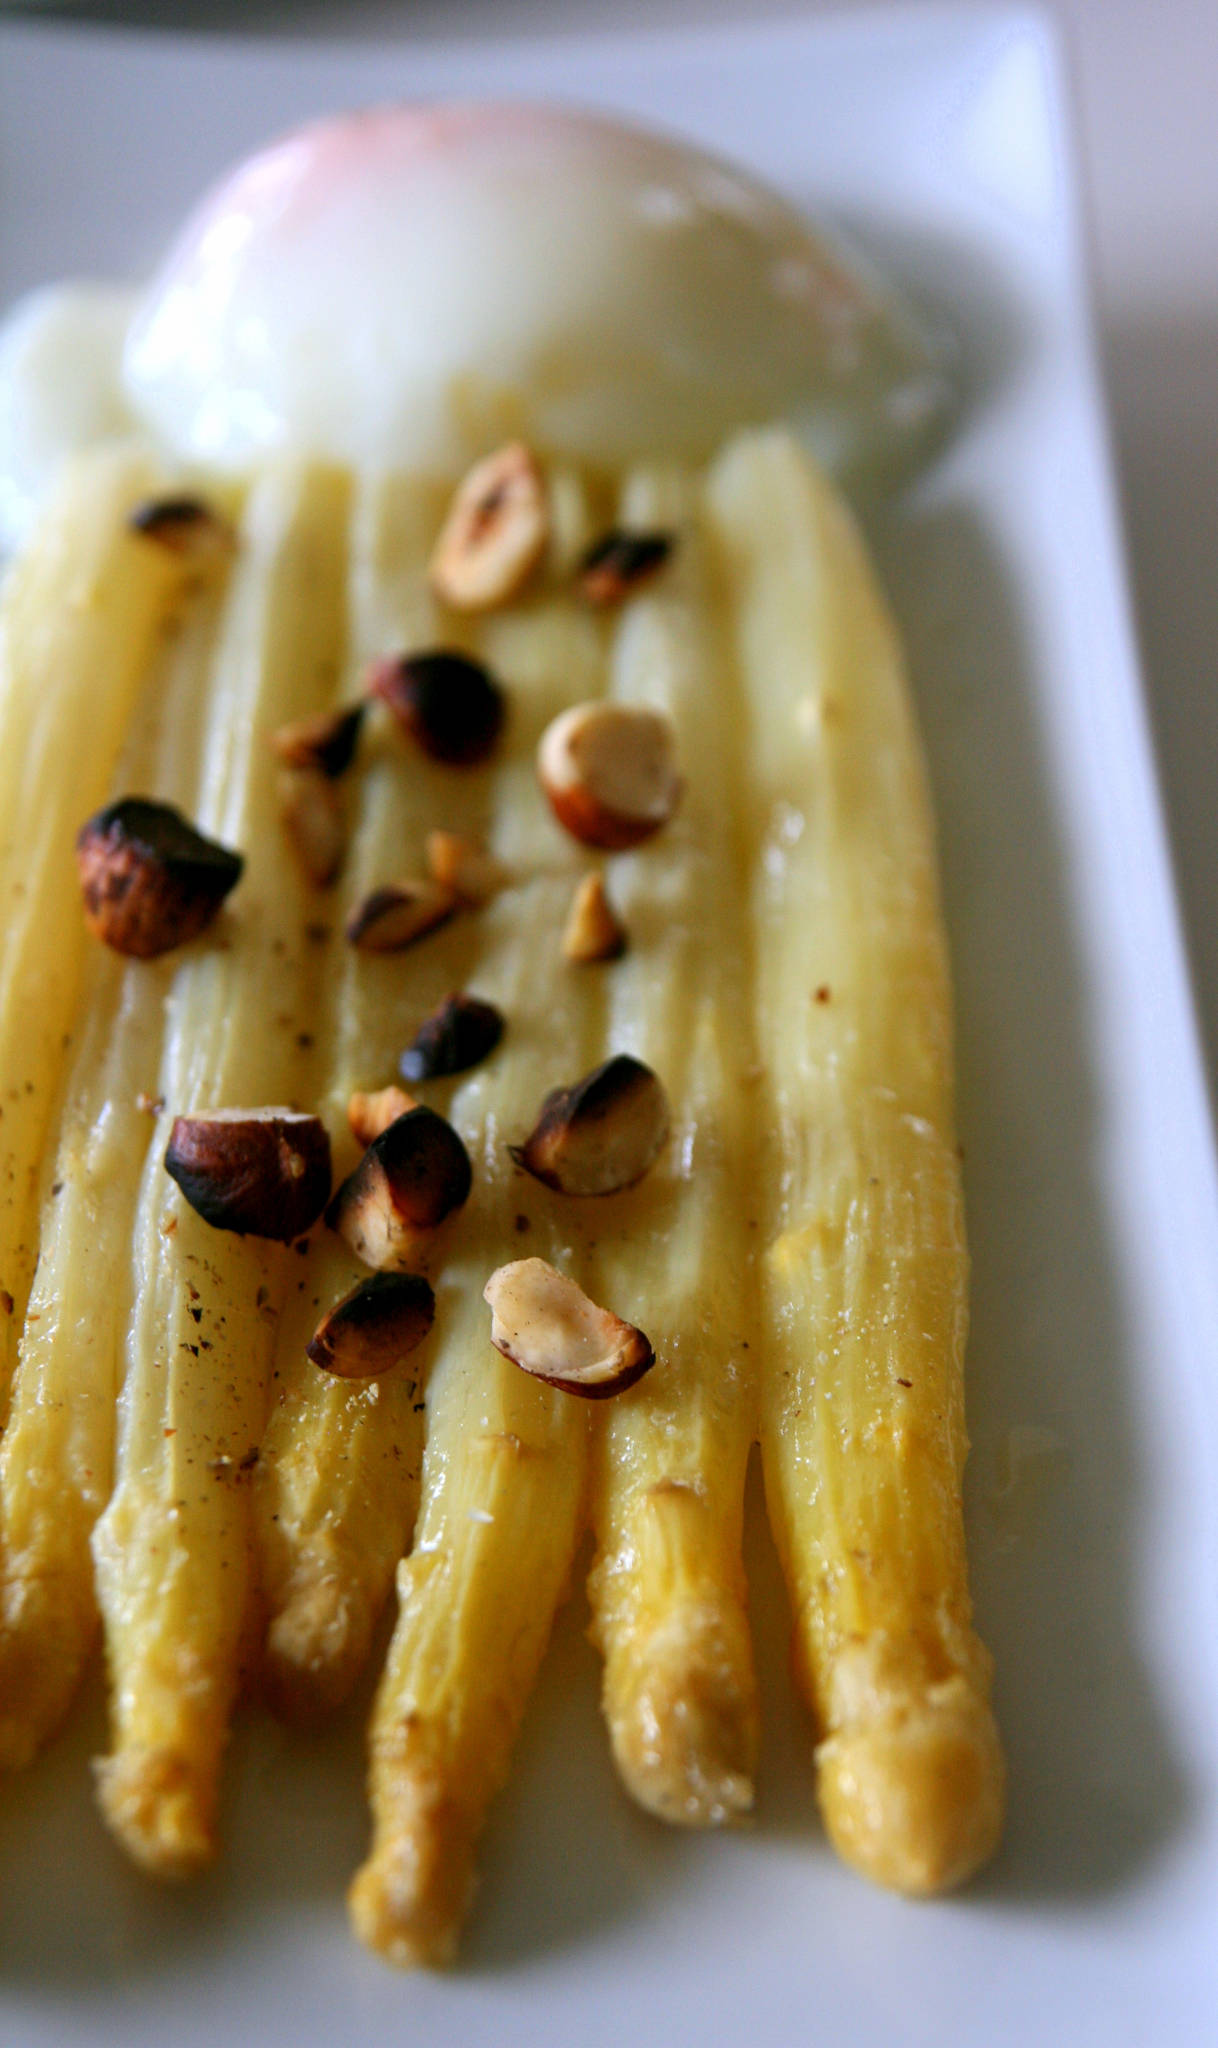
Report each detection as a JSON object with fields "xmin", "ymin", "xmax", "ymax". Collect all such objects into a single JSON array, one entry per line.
[
  {"xmin": 127, "ymin": 495, "xmax": 234, "ymax": 570},
  {"xmin": 345, "ymin": 880, "xmax": 457, "ymax": 952},
  {"xmin": 164, "ymin": 1109, "xmax": 331, "ymax": 1241},
  {"xmin": 76, "ymin": 797, "xmax": 243, "ymax": 958},
  {"xmin": 368, "ymin": 650, "xmax": 505, "ymax": 766},
  {"xmin": 308, "ymin": 1272, "xmax": 435, "ymax": 1380},
  {"xmin": 511, "ymin": 1055, "xmax": 670, "ymax": 1196},
  {"xmin": 577, "ymin": 529, "xmax": 674, "ymax": 607},
  {"xmin": 327, "ymin": 1106, "xmax": 472, "ymax": 1270},
  {"xmin": 399, "ymin": 994, "xmax": 505, "ymax": 1084},
  {"xmin": 271, "ymin": 703, "xmax": 366, "ymax": 778}
]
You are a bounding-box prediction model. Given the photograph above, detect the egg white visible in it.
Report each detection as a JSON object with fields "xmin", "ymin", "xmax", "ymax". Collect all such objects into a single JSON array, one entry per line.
[{"xmin": 0, "ymin": 103, "xmax": 953, "ymax": 549}]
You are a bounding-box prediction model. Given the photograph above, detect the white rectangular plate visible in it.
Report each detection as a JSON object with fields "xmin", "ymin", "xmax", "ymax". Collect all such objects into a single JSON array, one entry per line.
[{"xmin": 1, "ymin": 7, "xmax": 1217, "ymax": 2044}]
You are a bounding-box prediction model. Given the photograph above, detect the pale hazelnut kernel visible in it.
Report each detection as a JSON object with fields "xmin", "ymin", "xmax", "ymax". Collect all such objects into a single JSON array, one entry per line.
[
  {"xmin": 425, "ymin": 830, "xmax": 508, "ymax": 905},
  {"xmin": 537, "ymin": 702, "xmax": 681, "ymax": 851},
  {"xmin": 429, "ymin": 442, "xmax": 549, "ymax": 611},
  {"xmin": 562, "ymin": 871, "xmax": 627, "ymax": 963},
  {"xmin": 347, "ymin": 1086, "xmax": 419, "ymax": 1148},
  {"xmin": 484, "ymin": 1257, "xmax": 654, "ymax": 1398},
  {"xmin": 277, "ymin": 767, "xmax": 346, "ymax": 887}
]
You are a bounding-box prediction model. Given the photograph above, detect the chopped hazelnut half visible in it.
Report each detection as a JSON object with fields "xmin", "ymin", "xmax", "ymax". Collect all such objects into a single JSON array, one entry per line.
[
  {"xmin": 128, "ymin": 495, "xmax": 234, "ymax": 571},
  {"xmin": 562, "ymin": 871, "xmax": 627, "ymax": 963},
  {"xmin": 429, "ymin": 442, "xmax": 549, "ymax": 611},
  {"xmin": 345, "ymin": 880, "xmax": 457, "ymax": 952},
  {"xmin": 484, "ymin": 1258, "xmax": 655, "ymax": 1399},
  {"xmin": 164, "ymin": 1108, "xmax": 331, "ymax": 1241},
  {"xmin": 368, "ymin": 649, "xmax": 505, "ymax": 766},
  {"xmin": 307, "ymin": 1272, "xmax": 435, "ymax": 1380},
  {"xmin": 278, "ymin": 768, "xmax": 345, "ymax": 887},
  {"xmin": 537, "ymin": 702, "xmax": 681, "ymax": 851},
  {"xmin": 347, "ymin": 1085, "xmax": 418, "ymax": 1148},
  {"xmin": 425, "ymin": 829, "xmax": 507, "ymax": 905},
  {"xmin": 399, "ymin": 993, "xmax": 505, "ymax": 1084},
  {"xmin": 76, "ymin": 797, "xmax": 243, "ymax": 958},
  {"xmin": 326, "ymin": 1106, "xmax": 472, "ymax": 1270},
  {"xmin": 510, "ymin": 1054, "xmax": 670, "ymax": 1196},
  {"xmin": 578, "ymin": 530, "xmax": 674, "ymax": 607},
  {"xmin": 271, "ymin": 703, "xmax": 365, "ymax": 778}
]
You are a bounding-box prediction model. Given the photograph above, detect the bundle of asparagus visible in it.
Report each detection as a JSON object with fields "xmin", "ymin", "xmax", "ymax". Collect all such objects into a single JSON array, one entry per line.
[{"xmin": 0, "ymin": 102, "xmax": 1002, "ymax": 1967}]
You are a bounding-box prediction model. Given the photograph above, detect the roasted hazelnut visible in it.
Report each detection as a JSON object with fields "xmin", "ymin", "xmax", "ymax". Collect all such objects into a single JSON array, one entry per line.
[
  {"xmin": 425, "ymin": 829, "xmax": 508, "ymax": 905},
  {"xmin": 510, "ymin": 1054, "xmax": 669, "ymax": 1196},
  {"xmin": 344, "ymin": 880, "xmax": 457, "ymax": 952},
  {"xmin": 561, "ymin": 872, "xmax": 627, "ymax": 963},
  {"xmin": 368, "ymin": 650, "xmax": 505, "ymax": 766},
  {"xmin": 429, "ymin": 442, "xmax": 549, "ymax": 611},
  {"xmin": 164, "ymin": 1109, "xmax": 331, "ymax": 1240},
  {"xmin": 399, "ymin": 994, "xmax": 505, "ymax": 1084},
  {"xmin": 347, "ymin": 1085, "xmax": 418, "ymax": 1148},
  {"xmin": 578, "ymin": 530, "xmax": 674, "ymax": 606},
  {"xmin": 326, "ymin": 1106, "xmax": 472, "ymax": 1270},
  {"xmin": 278, "ymin": 768, "xmax": 346, "ymax": 887},
  {"xmin": 484, "ymin": 1258, "xmax": 655, "ymax": 1399},
  {"xmin": 537, "ymin": 702, "xmax": 681, "ymax": 851},
  {"xmin": 128, "ymin": 495, "xmax": 234, "ymax": 570},
  {"xmin": 307, "ymin": 1272, "xmax": 435, "ymax": 1380},
  {"xmin": 270, "ymin": 703, "xmax": 365, "ymax": 778},
  {"xmin": 76, "ymin": 797, "xmax": 243, "ymax": 958}
]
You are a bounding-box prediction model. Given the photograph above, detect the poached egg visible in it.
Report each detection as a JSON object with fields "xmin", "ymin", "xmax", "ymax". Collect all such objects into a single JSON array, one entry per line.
[{"xmin": 0, "ymin": 102, "xmax": 954, "ymax": 550}]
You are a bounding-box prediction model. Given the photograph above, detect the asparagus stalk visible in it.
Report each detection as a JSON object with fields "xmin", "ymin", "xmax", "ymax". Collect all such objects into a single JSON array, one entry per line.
[{"xmin": 707, "ymin": 429, "xmax": 1004, "ymax": 1894}]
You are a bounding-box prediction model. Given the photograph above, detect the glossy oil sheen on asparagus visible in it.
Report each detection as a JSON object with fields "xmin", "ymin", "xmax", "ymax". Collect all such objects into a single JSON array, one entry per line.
[{"xmin": 0, "ymin": 425, "xmax": 1001, "ymax": 1961}]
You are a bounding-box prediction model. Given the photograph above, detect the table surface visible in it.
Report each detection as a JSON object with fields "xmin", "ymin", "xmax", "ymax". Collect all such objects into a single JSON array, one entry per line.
[{"xmin": 5, "ymin": 0, "xmax": 1217, "ymax": 1115}]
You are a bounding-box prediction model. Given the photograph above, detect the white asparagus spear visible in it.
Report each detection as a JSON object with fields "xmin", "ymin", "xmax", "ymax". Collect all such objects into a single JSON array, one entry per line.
[
  {"xmin": 0, "ymin": 447, "xmax": 200, "ymax": 1400},
  {"xmin": 0, "ymin": 573, "xmax": 230, "ymax": 1771},
  {"xmin": 347, "ymin": 919, "xmax": 593, "ymax": 1968},
  {"xmin": 348, "ymin": 534, "xmax": 609, "ymax": 1969},
  {"xmin": 90, "ymin": 461, "xmax": 352, "ymax": 1876},
  {"xmin": 257, "ymin": 467, "xmax": 604, "ymax": 1726},
  {"xmin": 256, "ymin": 469, "xmax": 451, "ymax": 1720},
  {"xmin": 706, "ymin": 429, "xmax": 1004, "ymax": 1894},
  {"xmin": 584, "ymin": 465, "xmax": 760, "ymax": 1825}
]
